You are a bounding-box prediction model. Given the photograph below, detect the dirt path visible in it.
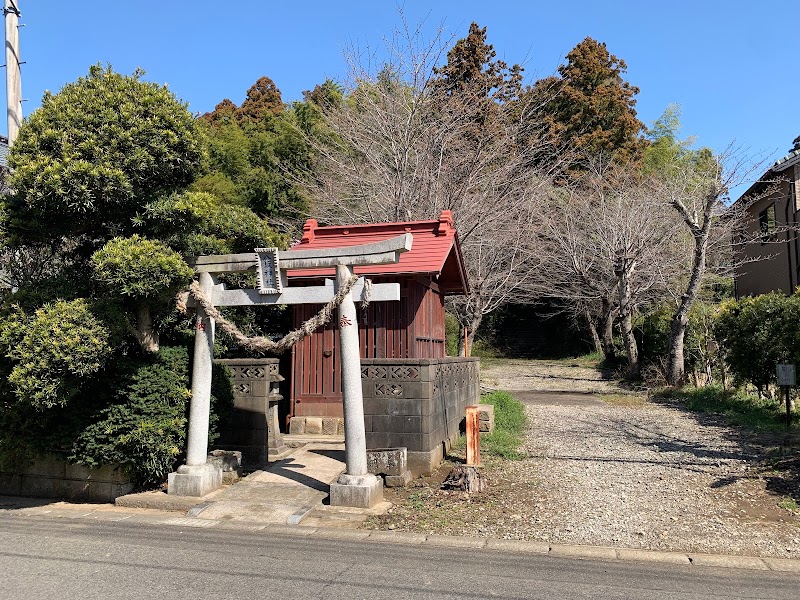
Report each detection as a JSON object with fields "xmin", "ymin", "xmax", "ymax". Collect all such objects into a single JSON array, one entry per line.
[
  {"xmin": 370, "ymin": 359, "xmax": 800, "ymax": 558},
  {"xmin": 480, "ymin": 358, "xmax": 625, "ymax": 394}
]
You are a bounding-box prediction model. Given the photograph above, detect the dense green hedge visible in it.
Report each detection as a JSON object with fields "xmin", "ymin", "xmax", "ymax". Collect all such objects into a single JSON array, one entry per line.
[
  {"xmin": 715, "ymin": 293, "xmax": 800, "ymax": 394},
  {"xmin": 0, "ymin": 346, "xmax": 233, "ymax": 488}
]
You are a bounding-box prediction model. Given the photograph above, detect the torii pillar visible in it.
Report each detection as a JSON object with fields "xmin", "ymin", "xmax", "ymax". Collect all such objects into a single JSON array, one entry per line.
[{"xmin": 329, "ymin": 263, "xmax": 381, "ymax": 507}]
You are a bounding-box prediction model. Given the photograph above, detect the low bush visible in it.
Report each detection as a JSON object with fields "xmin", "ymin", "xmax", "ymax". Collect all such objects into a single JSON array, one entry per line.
[
  {"xmin": 70, "ymin": 347, "xmax": 191, "ymax": 487},
  {"xmin": 68, "ymin": 346, "xmax": 234, "ymax": 488},
  {"xmin": 715, "ymin": 293, "xmax": 800, "ymax": 395},
  {"xmin": 0, "ymin": 300, "xmax": 111, "ymax": 409},
  {"xmin": 655, "ymin": 385, "xmax": 796, "ymax": 432}
]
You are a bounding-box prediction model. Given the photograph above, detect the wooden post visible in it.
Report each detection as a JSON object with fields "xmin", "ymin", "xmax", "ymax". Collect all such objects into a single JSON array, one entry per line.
[
  {"xmin": 4, "ymin": 0, "xmax": 21, "ymax": 144},
  {"xmin": 777, "ymin": 364, "xmax": 796, "ymax": 427},
  {"xmin": 465, "ymin": 405, "xmax": 480, "ymax": 466}
]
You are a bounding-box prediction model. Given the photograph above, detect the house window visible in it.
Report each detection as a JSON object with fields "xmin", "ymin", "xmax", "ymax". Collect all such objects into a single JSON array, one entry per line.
[{"xmin": 760, "ymin": 204, "xmax": 776, "ymax": 244}]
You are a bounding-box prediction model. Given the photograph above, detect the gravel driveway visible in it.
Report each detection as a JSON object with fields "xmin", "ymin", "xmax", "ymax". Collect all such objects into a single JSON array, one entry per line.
[
  {"xmin": 372, "ymin": 360, "xmax": 800, "ymax": 558},
  {"xmin": 513, "ymin": 394, "xmax": 800, "ymax": 557}
]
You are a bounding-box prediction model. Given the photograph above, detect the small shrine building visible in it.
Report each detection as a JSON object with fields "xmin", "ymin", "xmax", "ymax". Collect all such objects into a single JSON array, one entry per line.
[{"xmin": 288, "ymin": 210, "xmax": 469, "ymax": 419}]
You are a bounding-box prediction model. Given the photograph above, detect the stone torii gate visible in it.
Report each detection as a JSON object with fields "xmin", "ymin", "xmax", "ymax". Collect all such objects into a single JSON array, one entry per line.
[{"xmin": 168, "ymin": 233, "xmax": 413, "ymax": 508}]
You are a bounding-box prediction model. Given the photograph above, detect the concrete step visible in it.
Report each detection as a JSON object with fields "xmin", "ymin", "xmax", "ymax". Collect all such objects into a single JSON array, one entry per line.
[{"xmin": 284, "ymin": 434, "xmax": 344, "ymax": 446}]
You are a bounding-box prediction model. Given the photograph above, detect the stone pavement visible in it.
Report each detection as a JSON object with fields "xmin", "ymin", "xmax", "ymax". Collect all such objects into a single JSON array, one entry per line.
[{"xmin": 118, "ymin": 441, "xmax": 389, "ymax": 527}]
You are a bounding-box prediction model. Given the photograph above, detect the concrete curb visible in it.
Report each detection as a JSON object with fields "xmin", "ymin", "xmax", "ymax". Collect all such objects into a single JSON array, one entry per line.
[
  {"xmin": 114, "ymin": 491, "xmax": 204, "ymax": 512},
  {"xmin": 263, "ymin": 525, "xmax": 798, "ymax": 573}
]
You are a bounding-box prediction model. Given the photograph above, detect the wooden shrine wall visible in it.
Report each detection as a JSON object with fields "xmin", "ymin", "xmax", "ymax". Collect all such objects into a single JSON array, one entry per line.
[{"xmin": 290, "ymin": 276, "xmax": 446, "ymax": 417}]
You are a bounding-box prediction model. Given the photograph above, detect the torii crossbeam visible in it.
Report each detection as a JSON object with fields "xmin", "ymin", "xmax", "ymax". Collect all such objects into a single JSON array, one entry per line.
[{"xmin": 168, "ymin": 234, "xmax": 412, "ymax": 507}]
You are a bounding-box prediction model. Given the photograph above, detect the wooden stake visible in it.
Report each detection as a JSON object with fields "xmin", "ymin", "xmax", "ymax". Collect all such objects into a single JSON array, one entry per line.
[{"xmin": 466, "ymin": 405, "xmax": 480, "ymax": 466}]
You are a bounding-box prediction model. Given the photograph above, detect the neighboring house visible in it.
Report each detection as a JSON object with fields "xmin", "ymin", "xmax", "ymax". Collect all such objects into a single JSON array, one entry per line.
[{"xmin": 734, "ymin": 137, "xmax": 800, "ymax": 298}]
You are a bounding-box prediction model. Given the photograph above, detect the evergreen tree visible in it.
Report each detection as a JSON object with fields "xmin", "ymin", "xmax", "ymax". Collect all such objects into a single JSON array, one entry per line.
[
  {"xmin": 533, "ymin": 37, "xmax": 647, "ymax": 165},
  {"xmin": 0, "ymin": 66, "xmax": 279, "ymax": 486},
  {"xmin": 7, "ymin": 65, "xmax": 206, "ymax": 243},
  {"xmin": 433, "ymin": 22, "xmax": 522, "ymax": 103},
  {"xmin": 196, "ymin": 76, "xmax": 310, "ymax": 220}
]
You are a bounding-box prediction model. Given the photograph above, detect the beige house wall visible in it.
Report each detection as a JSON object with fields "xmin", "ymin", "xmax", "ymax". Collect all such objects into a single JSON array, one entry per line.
[{"xmin": 735, "ymin": 165, "xmax": 800, "ymax": 298}]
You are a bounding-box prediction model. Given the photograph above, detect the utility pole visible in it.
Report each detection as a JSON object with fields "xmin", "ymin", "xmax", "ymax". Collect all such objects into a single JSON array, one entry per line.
[{"xmin": 4, "ymin": 0, "xmax": 21, "ymax": 144}]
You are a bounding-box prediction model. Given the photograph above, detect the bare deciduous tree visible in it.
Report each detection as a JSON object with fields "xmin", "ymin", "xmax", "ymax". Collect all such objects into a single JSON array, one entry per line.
[
  {"xmin": 533, "ymin": 167, "xmax": 689, "ymax": 376},
  {"xmin": 302, "ymin": 23, "xmax": 565, "ymax": 353},
  {"xmin": 659, "ymin": 149, "xmax": 762, "ymax": 386}
]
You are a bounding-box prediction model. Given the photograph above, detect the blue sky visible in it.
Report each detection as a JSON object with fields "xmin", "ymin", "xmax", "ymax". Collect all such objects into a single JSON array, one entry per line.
[{"xmin": 7, "ymin": 1, "xmax": 798, "ymax": 197}]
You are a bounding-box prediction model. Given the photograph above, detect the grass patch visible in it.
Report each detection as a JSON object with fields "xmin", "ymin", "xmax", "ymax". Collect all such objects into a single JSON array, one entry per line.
[
  {"xmin": 554, "ymin": 351, "xmax": 605, "ymax": 368},
  {"xmin": 654, "ymin": 385, "xmax": 797, "ymax": 432},
  {"xmin": 479, "ymin": 390, "xmax": 527, "ymax": 460},
  {"xmin": 778, "ymin": 497, "xmax": 799, "ymax": 513}
]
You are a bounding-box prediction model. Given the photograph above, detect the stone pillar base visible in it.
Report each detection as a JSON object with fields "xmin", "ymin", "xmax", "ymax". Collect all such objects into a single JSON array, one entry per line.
[
  {"xmin": 167, "ymin": 463, "xmax": 222, "ymax": 497},
  {"xmin": 329, "ymin": 473, "xmax": 383, "ymax": 508},
  {"xmin": 268, "ymin": 445, "xmax": 292, "ymax": 461}
]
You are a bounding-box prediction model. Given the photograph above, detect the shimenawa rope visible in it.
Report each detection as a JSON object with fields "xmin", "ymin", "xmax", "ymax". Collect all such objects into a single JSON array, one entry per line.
[{"xmin": 177, "ymin": 274, "xmax": 372, "ymax": 354}]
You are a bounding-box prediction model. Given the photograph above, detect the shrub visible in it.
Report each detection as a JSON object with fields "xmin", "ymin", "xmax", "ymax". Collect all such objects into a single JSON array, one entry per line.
[
  {"xmin": 715, "ymin": 293, "xmax": 800, "ymax": 394},
  {"xmin": 655, "ymin": 385, "xmax": 795, "ymax": 432},
  {"xmin": 144, "ymin": 191, "xmax": 285, "ymax": 253},
  {"xmin": 68, "ymin": 346, "xmax": 232, "ymax": 488},
  {"xmin": 0, "ymin": 300, "xmax": 110, "ymax": 409},
  {"xmin": 69, "ymin": 347, "xmax": 190, "ymax": 487},
  {"xmin": 91, "ymin": 235, "xmax": 194, "ymax": 300}
]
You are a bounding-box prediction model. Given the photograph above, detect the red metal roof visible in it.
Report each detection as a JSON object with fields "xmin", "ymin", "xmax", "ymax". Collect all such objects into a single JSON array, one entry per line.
[{"xmin": 287, "ymin": 210, "xmax": 469, "ymax": 295}]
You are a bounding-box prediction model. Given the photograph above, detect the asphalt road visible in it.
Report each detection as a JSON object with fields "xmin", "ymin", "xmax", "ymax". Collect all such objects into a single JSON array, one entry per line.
[{"xmin": 0, "ymin": 514, "xmax": 797, "ymax": 599}]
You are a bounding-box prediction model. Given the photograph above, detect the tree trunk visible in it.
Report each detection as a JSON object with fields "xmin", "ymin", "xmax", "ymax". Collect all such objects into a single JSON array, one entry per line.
[
  {"xmin": 600, "ymin": 297, "xmax": 617, "ymax": 360},
  {"xmin": 584, "ymin": 308, "xmax": 603, "ymax": 354},
  {"xmin": 617, "ymin": 261, "xmax": 640, "ymax": 379},
  {"xmin": 135, "ymin": 303, "xmax": 159, "ymax": 353},
  {"xmin": 442, "ymin": 465, "xmax": 485, "ymax": 493},
  {"xmin": 620, "ymin": 310, "xmax": 639, "ymax": 378},
  {"xmin": 667, "ymin": 230, "xmax": 709, "ymax": 386}
]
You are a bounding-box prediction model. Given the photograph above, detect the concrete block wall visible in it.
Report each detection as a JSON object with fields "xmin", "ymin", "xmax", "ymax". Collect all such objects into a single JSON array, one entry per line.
[
  {"xmin": 0, "ymin": 455, "xmax": 133, "ymax": 502},
  {"xmin": 361, "ymin": 357, "xmax": 480, "ymax": 475}
]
